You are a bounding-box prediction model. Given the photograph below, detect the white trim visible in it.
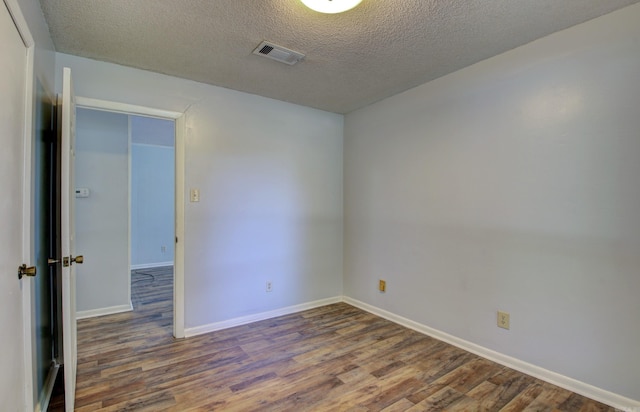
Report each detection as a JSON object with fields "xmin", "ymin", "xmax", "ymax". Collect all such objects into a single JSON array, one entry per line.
[
  {"xmin": 76, "ymin": 97, "xmax": 182, "ymax": 120},
  {"xmin": 342, "ymin": 297, "xmax": 640, "ymax": 412},
  {"xmin": 131, "ymin": 261, "xmax": 174, "ymax": 270},
  {"xmin": 184, "ymin": 297, "xmax": 343, "ymax": 338},
  {"xmin": 22, "ymin": 46, "xmax": 36, "ymax": 412},
  {"xmin": 131, "ymin": 142, "xmax": 175, "ymax": 149},
  {"xmin": 127, "ymin": 115, "xmax": 132, "ymax": 321},
  {"xmin": 35, "ymin": 364, "xmax": 58, "ymax": 412},
  {"xmin": 3, "ymin": 0, "xmax": 34, "ymax": 47},
  {"xmin": 72, "ymin": 97, "xmax": 185, "ymax": 341},
  {"xmin": 76, "ymin": 303, "xmax": 133, "ymax": 320},
  {"xmin": 173, "ymin": 114, "xmax": 186, "ymax": 339}
]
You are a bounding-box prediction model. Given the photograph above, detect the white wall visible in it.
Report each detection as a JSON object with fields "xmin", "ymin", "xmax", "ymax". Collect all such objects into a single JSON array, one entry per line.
[
  {"xmin": 56, "ymin": 53, "xmax": 344, "ymax": 328},
  {"xmin": 344, "ymin": 4, "xmax": 640, "ymax": 401},
  {"xmin": 75, "ymin": 108, "xmax": 131, "ymax": 312},
  {"xmin": 131, "ymin": 142, "xmax": 175, "ymax": 267}
]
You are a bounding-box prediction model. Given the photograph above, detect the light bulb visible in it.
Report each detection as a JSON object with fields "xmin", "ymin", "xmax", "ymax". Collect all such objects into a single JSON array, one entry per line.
[{"xmin": 300, "ymin": 0, "xmax": 363, "ymax": 14}]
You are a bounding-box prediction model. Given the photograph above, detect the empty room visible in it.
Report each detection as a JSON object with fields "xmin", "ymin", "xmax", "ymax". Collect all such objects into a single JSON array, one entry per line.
[{"xmin": 1, "ymin": 0, "xmax": 639, "ymax": 411}]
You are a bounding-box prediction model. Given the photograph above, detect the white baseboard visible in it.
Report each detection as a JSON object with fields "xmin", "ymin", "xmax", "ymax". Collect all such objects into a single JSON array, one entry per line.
[
  {"xmin": 76, "ymin": 302, "xmax": 133, "ymax": 320},
  {"xmin": 131, "ymin": 261, "xmax": 174, "ymax": 270},
  {"xmin": 36, "ymin": 363, "xmax": 59, "ymax": 412},
  {"xmin": 342, "ymin": 296, "xmax": 640, "ymax": 412},
  {"xmin": 184, "ymin": 296, "xmax": 342, "ymax": 338},
  {"xmin": 179, "ymin": 295, "xmax": 639, "ymax": 410}
]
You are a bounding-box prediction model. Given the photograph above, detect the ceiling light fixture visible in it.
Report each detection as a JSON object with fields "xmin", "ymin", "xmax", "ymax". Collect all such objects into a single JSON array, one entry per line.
[{"xmin": 300, "ymin": 0, "xmax": 363, "ymax": 14}]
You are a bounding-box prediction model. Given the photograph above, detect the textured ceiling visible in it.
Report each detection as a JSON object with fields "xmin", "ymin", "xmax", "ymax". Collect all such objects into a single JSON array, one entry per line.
[{"xmin": 40, "ymin": 0, "xmax": 640, "ymax": 114}]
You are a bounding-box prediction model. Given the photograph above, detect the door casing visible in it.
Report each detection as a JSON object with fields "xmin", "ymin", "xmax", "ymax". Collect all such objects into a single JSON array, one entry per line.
[{"xmin": 74, "ymin": 97, "xmax": 186, "ymax": 339}]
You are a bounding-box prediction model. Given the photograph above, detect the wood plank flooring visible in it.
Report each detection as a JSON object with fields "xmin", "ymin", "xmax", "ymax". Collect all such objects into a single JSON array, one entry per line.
[{"xmin": 55, "ymin": 266, "xmax": 615, "ymax": 411}]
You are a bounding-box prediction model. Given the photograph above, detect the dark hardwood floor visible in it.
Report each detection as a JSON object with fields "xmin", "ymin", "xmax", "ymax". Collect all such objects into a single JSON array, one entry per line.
[{"xmin": 50, "ymin": 266, "xmax": 614, "ymax": 411}]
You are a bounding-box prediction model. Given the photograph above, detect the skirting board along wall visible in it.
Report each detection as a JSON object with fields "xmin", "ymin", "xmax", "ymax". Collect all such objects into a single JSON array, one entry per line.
[
  {"xmin": 342, "ymin": 297, "xmax": 640, "ymax": 412},
  {"xmin": 184, "ymin": 297, "xmax": 343, "ymax": 338},
  {"xmin": 37, "ymin": 364, "xmax": 59, "ymax": 412},
  {"xmin": 131, "ymin": 261, "xmax": 174, "ymax": 270},
  {"xmin": 70, "ymin": 291, "xmax": 639, "ymax": 409},
  {"xmin": 185, "ymin": 295, "xmax": 640, "ymax": 411},
  {"xmin": 76, "ymin": 302, "xmax": 133, "ymax": 320}
]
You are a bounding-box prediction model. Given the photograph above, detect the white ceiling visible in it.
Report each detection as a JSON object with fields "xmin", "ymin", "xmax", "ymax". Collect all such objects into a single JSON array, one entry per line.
[{"xmin": 40, "ymin": 0, "xmax": 640, "ymax": 114}]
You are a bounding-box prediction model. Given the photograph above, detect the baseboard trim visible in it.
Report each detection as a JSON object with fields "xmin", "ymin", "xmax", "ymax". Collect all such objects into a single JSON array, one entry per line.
[
  {"xmin": 131, "ymin": 261, "xmax": 174, "ymax": 270},
  {"xmin": 184, "ymin": 296, "xmax": 343, "ymax": 338},
  {"xmin": 342, "ymin": 297, "xmax": 640, "ymax": 411},
  {"xmin": 76, "ymin": 302, "xmax": 134, "ymax": 320},
  {"xmin": 36, "ymin": 363, "xmax": 59, "ymax": 412},
  {"xmin": 179, "ymin": 295, "xmax": 639, "ymax": 410}
]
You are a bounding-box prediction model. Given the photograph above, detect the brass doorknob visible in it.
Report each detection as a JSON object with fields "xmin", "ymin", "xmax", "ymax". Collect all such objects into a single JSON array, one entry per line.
[
  {"xmin": 18, "ymin": 264, "xmax": 37, "ymax": 279},
  {"xmin": 72, "ymin": 255, "xmax": 84, "ymax": 264}
]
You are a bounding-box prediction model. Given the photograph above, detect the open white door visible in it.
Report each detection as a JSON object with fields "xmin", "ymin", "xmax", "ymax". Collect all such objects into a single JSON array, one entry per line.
[{"xmin": 59, "ymin": 67, "xmax": 79, "ymax": 412}]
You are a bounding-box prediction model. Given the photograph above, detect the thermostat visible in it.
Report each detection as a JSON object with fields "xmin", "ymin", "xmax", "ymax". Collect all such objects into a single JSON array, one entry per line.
[{"xmin": 75, "ymin": 188, "xmax": 90, "ymax": 198}]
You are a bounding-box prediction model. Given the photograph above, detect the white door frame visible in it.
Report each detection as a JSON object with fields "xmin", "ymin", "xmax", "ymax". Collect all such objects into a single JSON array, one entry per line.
[
  {"xmin": 4, "ymin": 0, "xmax": 37, "ymax": 410},
  {"xmin": 75, "ymin": 97, "xmax": 186, "ymax": 338}
]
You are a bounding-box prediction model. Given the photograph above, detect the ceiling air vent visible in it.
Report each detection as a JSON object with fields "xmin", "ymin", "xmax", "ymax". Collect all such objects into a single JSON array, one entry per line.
[{"xmin": 252, "ymin": 41, "xmax": 305, "ymax": 66}]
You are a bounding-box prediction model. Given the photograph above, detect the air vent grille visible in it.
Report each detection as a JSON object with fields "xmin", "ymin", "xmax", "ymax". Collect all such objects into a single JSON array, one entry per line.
[
  {"xmin": 258, "ymin": 45, "xmax": 274, "ymax": 55},
  {"xmin": 252, "ymin": 41, "xmax": 305, "ymax": 66}
]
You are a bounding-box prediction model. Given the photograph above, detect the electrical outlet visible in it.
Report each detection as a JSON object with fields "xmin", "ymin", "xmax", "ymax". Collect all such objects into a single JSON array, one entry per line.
[
  {"xmin": 266, "ymin": 281, "xmax": 273, "ymax": 292},
  {"xmin": 161, "ymin": 245, "xmax": 166, "ymax": 254},
  {"xmin": 497, "ymin": 311, "xmax": 510, "ymax": 330},
  {"xmin": 379, "ymin": 279, "xmax": 386, "ymax": 293}
]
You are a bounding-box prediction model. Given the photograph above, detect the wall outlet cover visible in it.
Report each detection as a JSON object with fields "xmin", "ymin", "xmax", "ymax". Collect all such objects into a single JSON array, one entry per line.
[{"xmin": 498, "ymin": 311, "xmax": 510, "ymax": 330}]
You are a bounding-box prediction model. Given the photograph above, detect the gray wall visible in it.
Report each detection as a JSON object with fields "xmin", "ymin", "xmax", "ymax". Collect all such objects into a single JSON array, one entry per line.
[
  {"xmin": 75, "ymin": 108, "xmax": 130, "ymax": 313},
  {"xmin": 344, "ymin": 4, "xmax": 640, "ymax": 400},
  {"xmin": 131, "ymin": 142, "xmax": 175, "ymax": 267},
  {"xmin": 56, "ymin": 53, "xmax": 345, "ymax": 329},
  {"xmin": 50, "ymin": 1, "xmax": 640, "ymax": 404}
]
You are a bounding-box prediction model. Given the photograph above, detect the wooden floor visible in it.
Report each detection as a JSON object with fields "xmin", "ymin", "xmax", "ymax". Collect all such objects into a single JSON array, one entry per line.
[{"xmin": 56, "ymin": 266, "xmax": 614, "ymax": 411}]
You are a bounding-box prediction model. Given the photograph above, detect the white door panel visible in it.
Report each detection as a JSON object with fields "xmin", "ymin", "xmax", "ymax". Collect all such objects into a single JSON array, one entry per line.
[
  {"xmin": 0, "ymin": 1, "xmax": 28, "ymax": 410},
  {"xmin": 60, "ymin": 67, "xmax": 78, "ymax": 412}
]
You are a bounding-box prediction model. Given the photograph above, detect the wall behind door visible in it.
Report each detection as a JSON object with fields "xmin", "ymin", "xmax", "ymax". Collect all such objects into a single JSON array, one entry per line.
[
  {"xmin": 55, "ymin": 52, "xmax": 344, "ymax": 335},
  {"xmin": 343, "ymin": 3, "xmax": 640, "ymax": 400},
  {"xmin": 131, "ymin": 115, "xmax": 175, "ymax": 268},
  {"xmin": 75, "ymin": 108, "xmax": 130, "ymax": 314}
]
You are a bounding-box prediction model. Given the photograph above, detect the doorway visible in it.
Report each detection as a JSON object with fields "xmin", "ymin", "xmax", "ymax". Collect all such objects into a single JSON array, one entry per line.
[
  {"xmin": 130, "ymin": 115, "xmax": 175, "ymax": 272},
  {"xmin": 130, "ymin": 115, "xmax": 176, "ymax": 316},
  {"xmin": 33, "ymin": 77, "xmax": 61, "ymax": 411},
  {"xmin": 72, "ymin": 98, "xmax": 186, "ymax": 339},
  {"xmin": 73, "ymin": 108, "xmax": 176, "ymax": 328},
  {"xmin": 46, "ymin": 95, "xmax": 185, "ymax": 410}
]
